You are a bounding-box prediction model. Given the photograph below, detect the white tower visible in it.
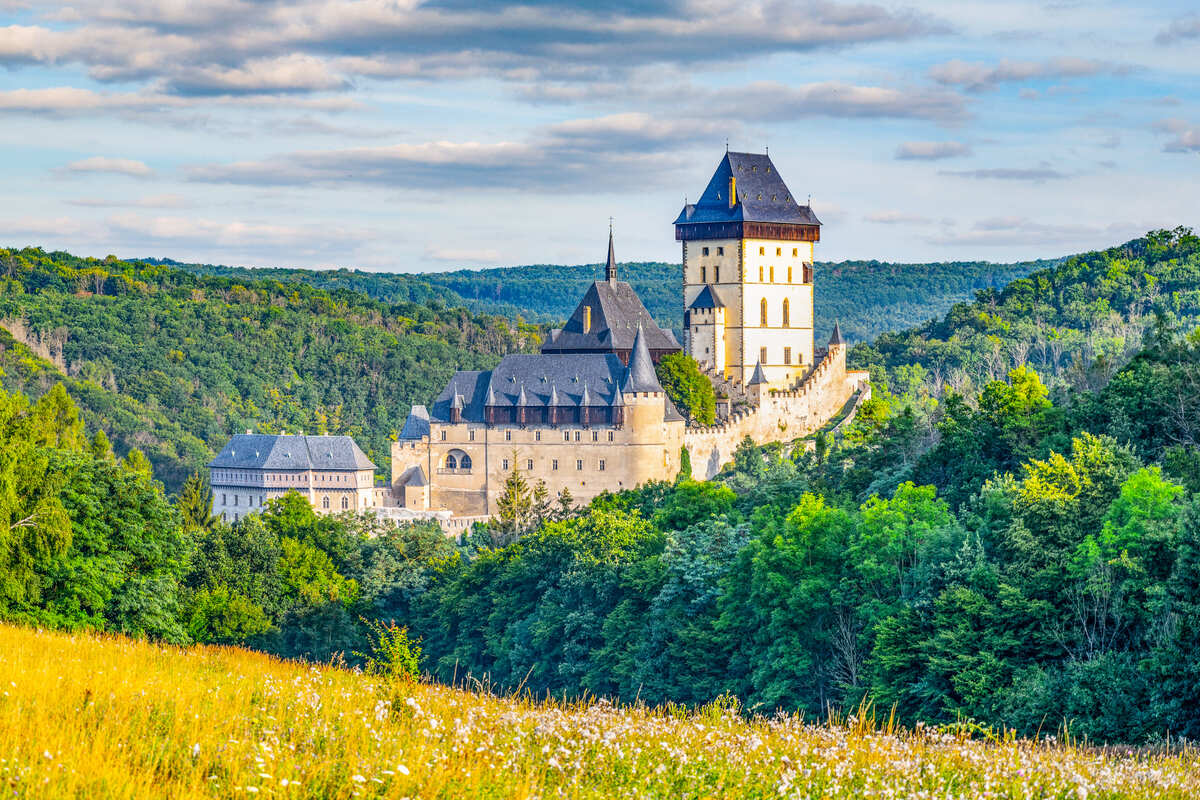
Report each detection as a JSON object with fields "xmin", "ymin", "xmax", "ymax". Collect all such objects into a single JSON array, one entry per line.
[{"xmin": 675, "ymin": 151, "xmax": 821, "ymax": 388}]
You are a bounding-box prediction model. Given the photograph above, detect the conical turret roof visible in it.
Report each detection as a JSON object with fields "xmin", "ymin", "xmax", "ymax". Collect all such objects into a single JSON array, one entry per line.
[
  {"xmin": 516, "ymin": 384, "xmax": 531, "ymax": 406},
  {"xmin": 623, "ymin": 324, "xmax": 663, "ymax": 393},
  {"xmin": 605, "ymin": 224, "xmax": 618, "ymax": 283},
  {"xmin": 748, "ymin": 360, "xmax": 768, "ymax": 386},
  {"xmin": 829, "ymin": 321, "xmax": 844, "ymax": 347}
]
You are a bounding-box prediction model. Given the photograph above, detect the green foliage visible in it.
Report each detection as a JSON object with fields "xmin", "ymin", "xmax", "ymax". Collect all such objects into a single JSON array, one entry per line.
[
  {"xmin": 355, "ymin": 618, "xmax": 422, "ymax": 682},
  {"xmin": 655, "ymin": 352, "xmax": 716, "ymax": 425}
]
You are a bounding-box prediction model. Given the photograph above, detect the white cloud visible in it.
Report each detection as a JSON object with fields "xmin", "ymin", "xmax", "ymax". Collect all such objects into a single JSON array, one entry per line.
[
  {"xmin": 940, "ymin": 167, "xmax": 1067, "ymax": 181},
  {"xmin": 1156, "ymin": 15, "xmax": 1200, "ymax": 44},
  {"xmin": 894, "ymin": 140, "xmax": 971, "ymax": 160},
  {"xmin": 66, "ymin": 194, "xmax": 194, "ymax": 209},
  {"xmin": 424, "ymin": 246, "xmax": 501, "ymax": 263},
  {"xmin": 928, "ymin": 57, "xmax": 1123, "ymax": 92},
  {"xmin": 1154, "ymin": 119, "xmax": 1200, "ymax": 153},
  {"xmin": 61, "ymin": 156, "xmax": 155, "ymax": 178}
]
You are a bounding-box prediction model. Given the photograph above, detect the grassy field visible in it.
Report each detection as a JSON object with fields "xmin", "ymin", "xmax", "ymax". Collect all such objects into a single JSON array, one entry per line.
[{"xmin": 1, "ymin": 625, "xmax": 1197, "ymax": 799}]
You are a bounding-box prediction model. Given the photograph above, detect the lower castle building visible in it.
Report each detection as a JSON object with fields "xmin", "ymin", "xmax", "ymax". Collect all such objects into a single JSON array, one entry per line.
[{"xmin": 208, "ymin": 433, "xmax": 379, "ymax": 522}]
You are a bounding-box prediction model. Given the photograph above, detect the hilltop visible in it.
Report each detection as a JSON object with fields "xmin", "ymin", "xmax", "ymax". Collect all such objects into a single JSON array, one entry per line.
[
  {"xmin": 3, "ymin": 623, "xmax": 1196, "ymax": 799},
  {"xmin": 144, "ymin": 254, "xmax": 1054, "ymax": 343}
]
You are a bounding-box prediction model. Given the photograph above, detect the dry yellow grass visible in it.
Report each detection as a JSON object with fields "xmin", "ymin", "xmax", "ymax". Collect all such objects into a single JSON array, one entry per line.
[{"xmin": 1, "ymin": 623, "xmax": 1197, "ymax": 799}]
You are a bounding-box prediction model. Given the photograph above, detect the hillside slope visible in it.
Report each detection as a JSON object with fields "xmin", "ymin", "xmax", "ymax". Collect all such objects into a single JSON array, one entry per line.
[
  {"xmin": 0, "ymin": 248, "xmax": 539, "ymax": 488},
  {"xmin": 3, "ymin": 624, "xmax": 1195, "ymax": 800}
]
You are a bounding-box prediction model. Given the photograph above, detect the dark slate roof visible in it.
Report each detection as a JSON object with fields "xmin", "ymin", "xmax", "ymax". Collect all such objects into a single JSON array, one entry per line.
[
  {"xmin": 542, "ymin": 233, "xmax": 680, "ymax": 357},
  {"xmin": 543, "ymin": 279, "xmax": 681, "ymax": 355},
  {"xmin": 422, "ymin": 350, "xmax": 682, "ymax": 424},
  {"xmin": 687, "ymin": 285, "xmax": 725, "ymax": 310},
  {"xmin": 622, "ymin": 325, "xmax": 664, "ymax": 393},
  {"xmin": 829, "ymin": 321, "xmax": 844, "ymax": 346},
  {"xmin": 209, "ymin": 434, "xmax": 376, "ymax": 471},
  {"xmin": 675, "ymin": 151, "xmax": 821, "ymax": 227},
  {"xmin": 397, "ymin": 465, "xmax": 427, "ymax": 487},
  {"xmin": 748, "ymin": 361, "xmax": 768, "ymax": 386},
  {"xmin": 399, "ymin": 405, "xmax": 430, "ymax": 439}
]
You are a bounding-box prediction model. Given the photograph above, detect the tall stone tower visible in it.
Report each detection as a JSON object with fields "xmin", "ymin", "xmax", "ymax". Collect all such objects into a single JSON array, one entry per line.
[{"xmin": 675, "ymin": 151, "xmax": 821, "ymax": 388}]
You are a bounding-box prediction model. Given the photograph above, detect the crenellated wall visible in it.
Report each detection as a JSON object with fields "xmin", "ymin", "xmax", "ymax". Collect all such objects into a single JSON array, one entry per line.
[{"xmin": 683, "ymin": 344, "xmax": 870, "ymax": 479}]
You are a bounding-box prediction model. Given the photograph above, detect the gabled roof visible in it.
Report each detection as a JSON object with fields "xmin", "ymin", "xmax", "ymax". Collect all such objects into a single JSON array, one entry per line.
[
  {"xmin": 687, "ymin": 285, "xmax": 725, "ymax": 310},
  {"xmin": 542, "ymin": 232, "xmax": 680, "ymax": 357},
  {"xmin": 675, "ymin": 151, "xmax": 821, "ymax": 227},
  {"xmin": 209, "ymin": 434, "xmax": 376, "ymax": 471}
]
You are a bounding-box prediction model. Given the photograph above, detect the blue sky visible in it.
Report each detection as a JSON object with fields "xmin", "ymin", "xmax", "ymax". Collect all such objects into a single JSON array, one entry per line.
[{"xmin": 1, "ymin": 0, "xmax": 1197, "ymax": 272}]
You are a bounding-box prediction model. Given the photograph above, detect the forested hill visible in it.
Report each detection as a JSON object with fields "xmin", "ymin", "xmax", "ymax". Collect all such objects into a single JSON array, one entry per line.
[
  {"xmin": 146, "ymin": 256, "xmax": 1055, "ymax": 344},
  {"xmin": 0, "ymin": 248, "xmax": 539, "ymax": 489}
]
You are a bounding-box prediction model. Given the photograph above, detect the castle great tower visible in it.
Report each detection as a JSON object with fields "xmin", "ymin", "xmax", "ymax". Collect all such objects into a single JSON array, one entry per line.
[{"xmin": 675, "ymin": 151, "xmax": 821, "ymax": 388}]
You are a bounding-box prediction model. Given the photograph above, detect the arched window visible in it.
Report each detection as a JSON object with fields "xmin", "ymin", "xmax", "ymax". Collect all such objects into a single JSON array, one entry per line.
[
  {"xmin": 444, "ymin": 449, "xmax": 471, "ymax": 473},
  {"xmin": 341, "ymin": 496, "xmax": 349, "ymax": 510},
  {"xmin": 445, "ymin": 453, "xmax": 458, "ymax": 470},
  {"xmin": 460, "ymin": 453, "xmax": 472, "ymax": 470},
  {"xmin": 322, "ymin": 496, "xmax": 330, "ymax": 509},
  {"xmin": 760, "ymin": 298, "xmax": 768, "ymax": 326},
  {"xmin": 782, "ymin": 299, "xmax": 790, "ymax": 327}
]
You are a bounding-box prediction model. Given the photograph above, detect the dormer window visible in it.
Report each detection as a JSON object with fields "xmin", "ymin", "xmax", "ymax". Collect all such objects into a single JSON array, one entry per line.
[{"xmin": 702, "ymin": 246, "xmax": 709, "ymax": 256}]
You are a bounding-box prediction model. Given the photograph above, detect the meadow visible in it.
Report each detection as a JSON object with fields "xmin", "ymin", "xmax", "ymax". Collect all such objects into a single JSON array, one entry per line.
[{"xmin": 1, "ymin": 624, "xmax": 1197, "ymax": 799}]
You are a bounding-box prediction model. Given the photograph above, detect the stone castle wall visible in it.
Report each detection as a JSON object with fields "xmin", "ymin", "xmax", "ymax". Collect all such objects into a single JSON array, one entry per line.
[{"xmin": 683, "ymin": 344, "xmax": 870, "ymax": 479}]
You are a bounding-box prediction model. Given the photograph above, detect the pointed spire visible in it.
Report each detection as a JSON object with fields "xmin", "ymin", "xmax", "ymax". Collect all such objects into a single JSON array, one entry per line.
[
  {"xmin": 624, "ymin": 323, "xmax": 663, "ymax": 393},
  {"xmin": 450, "ymin": 391, "xmax": 465, "ymax": 410},
  {"xmin": 485, "ymin": 384, "xmax": 498, "ymax": 406},
  {"xmin": 748, "ymin": 360, "xmax": 768, "ymax": 386},
  {"xmin": 548, "ymin": 384, "xmax": 559, "ymax": 406},
  {"xmin": 579, "ymin": 382, "xmax": 591, "ymax": 406},
  {"xmin": 516, "ymin": 384, "xmax": 530, "ymax": 406},
  {"xmin": 829, "ymin": 321, "xmax": 844, "ymax": 347},
  {"xmin": 605, "ymin": 221, "xmax": 618, "ymax": 283}
]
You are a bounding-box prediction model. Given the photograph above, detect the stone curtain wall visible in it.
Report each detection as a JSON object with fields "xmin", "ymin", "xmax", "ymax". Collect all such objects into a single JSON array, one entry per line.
[{"xmin": 683, "ymin": 345, "xmax": 869, "ymax": 479}]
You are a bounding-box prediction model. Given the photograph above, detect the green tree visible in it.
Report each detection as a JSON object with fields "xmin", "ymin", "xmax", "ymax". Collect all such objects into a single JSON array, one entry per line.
[
  {"xmin": 177, "ymin": 471, "xmax": 217, "ymax": 531},
  {"xmin": 655, "ymin": 352, "xmax": 716, "ymax": 425}
]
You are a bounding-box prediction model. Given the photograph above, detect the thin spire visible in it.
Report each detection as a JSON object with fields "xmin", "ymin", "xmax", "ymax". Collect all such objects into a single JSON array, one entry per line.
[
  {"xmin": 748, "ymin": 360, "xmax": 768, "ymax": 386},
  {"xmin": 605, "ymin": 221, "xmax": 617, "ymax": 283},
  {"xmin": 829, "ymin": 321, "xmax": 844, "ymax": 347}
]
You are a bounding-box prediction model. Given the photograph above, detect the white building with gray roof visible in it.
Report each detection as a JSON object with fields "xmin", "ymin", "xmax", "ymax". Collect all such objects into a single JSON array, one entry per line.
[{"xmin": 208, "ymin": 433, "xmax": 378, "ymax": 522}]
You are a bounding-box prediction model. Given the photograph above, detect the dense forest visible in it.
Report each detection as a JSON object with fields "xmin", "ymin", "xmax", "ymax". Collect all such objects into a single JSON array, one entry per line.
[
  {"xmin": 148, "ymin": 255, "xmax": 1052, "ymax": 343},
  {"xmin": 0, "ymin": 249, "xmax": 539, "ymax": 488},
  {"xmin": 4, "ymin": 229, "xmax": 1200, "ymax": 745}
]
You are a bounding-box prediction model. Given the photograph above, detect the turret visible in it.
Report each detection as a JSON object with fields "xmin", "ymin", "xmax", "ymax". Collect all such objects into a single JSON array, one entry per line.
[
  {"xmin": 605, "ymin": 222, "xmax": 618, "ymax": 283},
  {"xmin": 747, "ymin": 359, "xmax": 768, "ymax": 405}
]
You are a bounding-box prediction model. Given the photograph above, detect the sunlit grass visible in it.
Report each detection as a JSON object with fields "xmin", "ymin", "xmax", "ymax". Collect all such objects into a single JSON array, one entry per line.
[{"xmin": 0, "ymin": 623, "xmax": 1196, "ymax": 798}]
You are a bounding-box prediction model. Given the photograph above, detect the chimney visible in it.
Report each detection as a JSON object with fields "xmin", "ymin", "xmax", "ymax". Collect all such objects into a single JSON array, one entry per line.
[
  {"xmin": 583, "ymin": 305, "xmax": 592, "ymax": 333},
  {"xmin": 728, "ymin": 176, "xmax": 736, "ymax": 208}
]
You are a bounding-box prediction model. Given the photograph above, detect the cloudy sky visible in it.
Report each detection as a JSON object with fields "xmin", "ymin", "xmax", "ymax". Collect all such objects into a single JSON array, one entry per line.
[{"xmin": 1, "ymin": 0, "xmax": 1198, "ymax": 272}]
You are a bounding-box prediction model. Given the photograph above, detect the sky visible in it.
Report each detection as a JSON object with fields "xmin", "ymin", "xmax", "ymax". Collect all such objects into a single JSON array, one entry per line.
[{"xmin": 0, "ymin": 0, "xmax": 1198, "ymax": 273}]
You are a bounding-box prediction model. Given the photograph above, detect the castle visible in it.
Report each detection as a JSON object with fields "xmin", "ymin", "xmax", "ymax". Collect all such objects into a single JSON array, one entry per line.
[{"xmin": 392, "ymin": 150, "xmax": 869, "ymax": 520}]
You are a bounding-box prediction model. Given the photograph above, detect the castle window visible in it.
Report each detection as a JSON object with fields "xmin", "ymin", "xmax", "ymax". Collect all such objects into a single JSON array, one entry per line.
[
  {"xmin": 535, "ymin": 431, "xmax": 541, "ymax": 441},
  {"xmin": 592, "ymin": 431, "xmax": 598, "ymax": 442},
  {"xmin": 552, "ymin": 459, "xmax": 559, "ymax": 470},
  {"xmin": 776, "ymin": 247, "xmax": 782, "ymax": 256},
  {"xmin": 715, "ymin": 266, "xmax": 720, "ymax": 282},
  {"xmin": 234, "ymin": 495, "xmax": 239, "ymax": 507},
  {"xmin": 760, "ymin": 298, "xmax": 768, "ymax": 326},
  {"xmin": 761, "ymin": 346, "xmax": 768, "ymax": 364},
  {"xmin": 758, "ymin": 266, "xmax": 764, "ymax": 281},
  {"xmin": 503, "ymin": 458, "xmax": 509, "ymax": 471},
  {"xmin": 701, "ymin": 266, "xmax": 706, "ymax": 283},
  {"xmin": 221, "ymin": 493, "xmax": 226, "ymax": 505},
  {"xmin": 576, "ymin": 459, "xmax": 583, "ymax": 470},
  {"xmin": 759, "ymin": 246, "xmax": 765, "ymax": 256},
  {"xmin": 469, "ymin": 429, "xmax": 475, "ymax": 441},
  {"xmin": 564, "ymin": 431, "xmax": 570, "ymax": 441},
  {"xmin": 702, "ymin": 246, "xmax": 709, "ymax": 256},
  {"xmin": 804, "ymin": 264, "xmax": 813, "ymax": 283},
  {"xmin": 505, "ymin": 429, "xmax": 512, "ymax": 441},
  {"xmin": 599, "ymin": 460, "xmax": 606, "ymax": 471},
  {"xmin": 440, "ymin": 430, "xmax": 447, "ymax": 441},
  {"xmin": 445, "ymin": 453, "xmax": 458, "ymax": 470},
  {"xmin": 575, "ymin": 431, "xmax": 581, "ymax": 442},
  {"xmin": 784, "ymin": 347, "xmax": 792, "ymax": 364},
  {"xmin": 717, "ymin": 246, "xmax": 724, "ymax": 255},
  {"xmin": 782, "ymin": 299, "xmax": 790, "ymax": 327},
  {"xmin": 323, "ymin": 496, "xmax": 330, "ymax": 509},
  {"xmin": 788, "ymin": 267, "xmax": 792, "ymax": 283},
  {"xmin": 770, "ymin": 266, "xmax": 775, "ymax": 282},
  {"xmin": 342, "ymin": 497, "xmax": 348, "ymax": 510},
  {"xmin": 793, "ymin": 248, "xmax": 798, "ymax": 257},
  {"xmin": 608, "ymin": 431, "xmax": 614, "ymax": 441},
  {"xmin": 526, "ymin": 459, "xmax": 533, "ymax": 470}
]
